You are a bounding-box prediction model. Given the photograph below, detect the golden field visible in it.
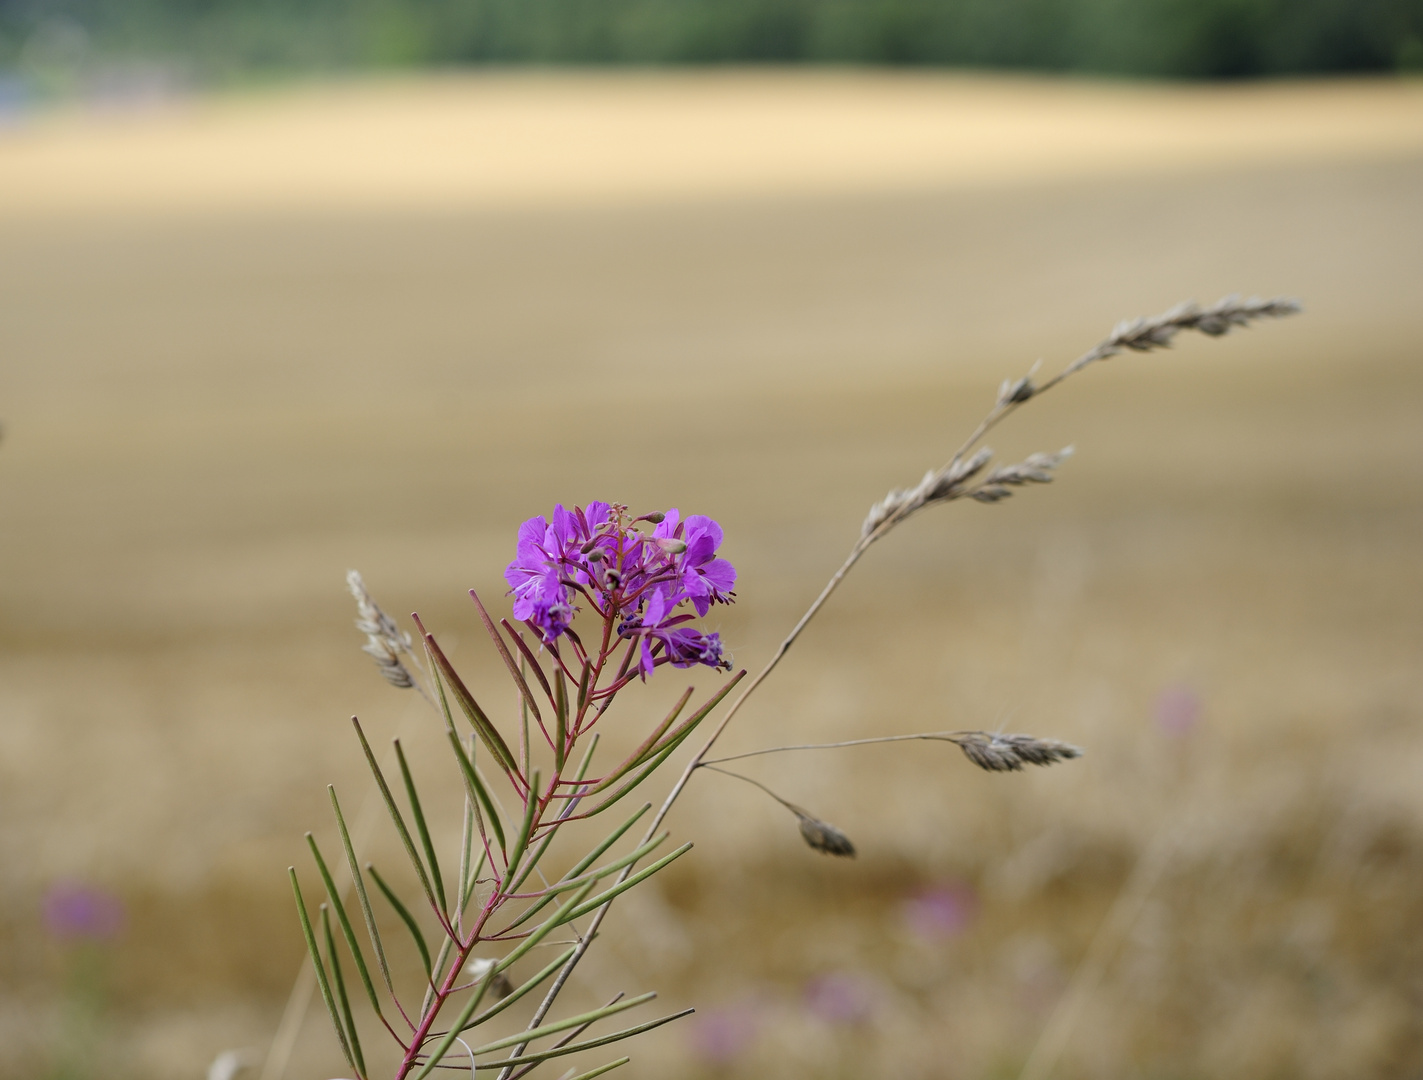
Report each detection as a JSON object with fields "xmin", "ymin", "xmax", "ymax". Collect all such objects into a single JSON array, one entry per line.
[{"xmin": 1, "ymin": 71, "xmax": 1422, "ymax": 1079}]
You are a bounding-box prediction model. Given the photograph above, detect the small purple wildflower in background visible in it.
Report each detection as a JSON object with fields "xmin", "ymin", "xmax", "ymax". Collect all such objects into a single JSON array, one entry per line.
[
  {"xmin": 687, "ymin": 1001, "xmax": 761, "ymax": 1064},
  {"xmin": 504, "ymin": 501, "xmax": 735, "ymax": 674},
  {"xmin": 903, "ymin": 880, "xmax": 978, "ymax": 941},
  {"xmin": 1154, "ymin": 684, "xmax": 1202, "ymax": 737},
  {"xmin": 43, "ymin": 882, "xmax": 125, "ymax": 941},
  {"xmin": 803, "ymin": 972, "xmax": 878, "ymax": 1026}
]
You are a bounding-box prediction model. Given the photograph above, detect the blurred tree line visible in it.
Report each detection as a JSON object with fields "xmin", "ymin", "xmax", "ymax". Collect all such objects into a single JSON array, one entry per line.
[{"xmin": 2, "ymin": 0, "xmax": 1422, "ymax": 81}]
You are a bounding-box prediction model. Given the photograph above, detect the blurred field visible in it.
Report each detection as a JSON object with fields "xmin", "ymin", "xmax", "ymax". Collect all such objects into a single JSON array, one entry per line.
[{"xmin": 1, "ymin": 72, "xmax": 1422, "ymax": 1080}]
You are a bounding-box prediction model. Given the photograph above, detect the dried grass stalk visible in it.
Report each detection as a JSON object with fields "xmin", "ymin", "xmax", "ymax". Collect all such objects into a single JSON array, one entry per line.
[{"xmin": 862, "ymin": 294, "xmax": 1298, "ymax": 538}]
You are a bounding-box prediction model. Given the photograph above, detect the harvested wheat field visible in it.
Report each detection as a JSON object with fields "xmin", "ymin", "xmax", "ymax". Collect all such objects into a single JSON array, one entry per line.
[{"xmin": 1, "ymin": 71, "xmax": 1422, "ymax": 1080}]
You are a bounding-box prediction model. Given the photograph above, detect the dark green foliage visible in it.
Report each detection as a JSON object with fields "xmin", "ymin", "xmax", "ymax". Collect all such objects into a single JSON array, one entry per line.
[{"xmin": 3, "ymin": 0, "xmax": 1423, "ymax": 78}]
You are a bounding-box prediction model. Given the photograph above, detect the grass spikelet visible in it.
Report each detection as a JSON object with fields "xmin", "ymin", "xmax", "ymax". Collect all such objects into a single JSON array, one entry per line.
[
  {"xmin": 347, "ymin": 570, "xmax": 417, "ymax": 689},
  {"xmin": 796, "ymin": 813, "xmax": 857, "ymax": 858},
  {"xmin": 953, "ymin": 732, "xmax": 1084, "ymax": 772}
]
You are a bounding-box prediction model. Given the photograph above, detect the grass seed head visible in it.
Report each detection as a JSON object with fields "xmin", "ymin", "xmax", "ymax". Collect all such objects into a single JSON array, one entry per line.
[
  {"xmin": 954, "ymin": 732, "xmax": 1084, "ymax": 772},
  {"xmin": 797, "ymin": 813, "xmax": 857, "ymax": 858}
]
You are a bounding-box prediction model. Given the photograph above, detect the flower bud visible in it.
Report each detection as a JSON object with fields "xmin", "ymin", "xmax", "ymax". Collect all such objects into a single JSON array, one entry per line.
[
  {"xmin": 640, "ymin": 511, "xmax": 666, "ymax": 524},
  {"xmin": 585, "ymin": 548, "xmax": 604, "ymax": 563},
  {"xmin": 656, "ymin": 537, "xmax": 688, "ymax": 555}
]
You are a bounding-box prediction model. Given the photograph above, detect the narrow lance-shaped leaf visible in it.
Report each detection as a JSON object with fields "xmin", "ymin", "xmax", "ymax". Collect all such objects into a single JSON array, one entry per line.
[
  {"xmin": 418, "ymin": 623, "xmax": 521, "ymax": 780},
  {"xmin": 559, "ymin": 1058, "xmax": 631, "ymax": 1080},
  {"xmin": 503, "ymin": 769, "xmax": 540, "ymax": 884},
  {"xmin": 502, "ymin": 803, "xmax": 651, "ymax": 932},
  {"xmin": 367, "ymin": 862, "xmax": 431, "ymax": 980},
  {"xmin": 513, "ymin": 833, "xmax": 669, "ymax": 910},
  {"xmin": 322, "ymin": 903, "xmax": 367, "ymax": 1079},
  {"xmin": 329, "ymin": 786, "xmax": 395, "ymax": 1000},
  {"xmin": 471, "ymin": 1007, "xmax": 694, "ymax": 1072},
  {"xmin": 575, "ymin": 662, "xmax": 591, "ymax": 722},
  {"xmin": 500, "ymin": 617, "xmax": 554, "ymax": 703},
  {"xmin": 471, "ymin": 991, "xmax": 657, "ymax": 1054},
  {"xmin": 470, "ymin": 588, "xmax": 547, "ymax": 738},
  {"xmin": 495, "ymin": 878, "xmax": 599, "ymax": 976},
  {"xmin": 395, "ymin": 739, "xmax": 447, "ymax": 913},
  {"xmin": 583, "ymin": 686, "xmax": 693, "ymax": 795},
  {"xmin": 289, "ymin": 869, "xmax": 358, "ymax": 1077},
  {"xmin": 457, "ymin": 794, "xmax": 473, "ymax": 924},
  {"xmin": 519, "ymin": 659, "xmax": 532, "ymax": 780},
  {"xmin": 553, "ymin": 665, "xmax": 568, "ymax": 772},
  {"xmin": 350, "ymin": 717, "xmax": 440, "ymax": 914},
  {"xmin": 582, "ymin": 672, "xmax": 746, "ymax": 818},
  {"xmin": 505, "ymin": 732, "xmax": 610, "ymax": 896},
  {"xmin": 555, "ymin": 842, "xmax": 693, "ymax": 926},
  {"xmin": 306, "ymin": 831, "xmax": 383, "ymax": 1018},
  {"xmin": 446, "ymin": 723, "xmax": 507, "ymax": 855},
  {"xmin": 580, "ymin": 703, "xmax": 719, "ymax": 820}
]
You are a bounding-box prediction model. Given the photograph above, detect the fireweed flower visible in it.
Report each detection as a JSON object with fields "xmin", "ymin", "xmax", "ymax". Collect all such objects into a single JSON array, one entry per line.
[{"xmin": 504, "ymin": 501, "xmax": 735, "ymax": 674}]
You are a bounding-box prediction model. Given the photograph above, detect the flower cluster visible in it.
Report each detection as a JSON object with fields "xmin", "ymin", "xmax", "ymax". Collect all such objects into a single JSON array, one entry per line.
[{"xmin": 505, "ymin": 502, "xmax": 736, "ymax": 674}]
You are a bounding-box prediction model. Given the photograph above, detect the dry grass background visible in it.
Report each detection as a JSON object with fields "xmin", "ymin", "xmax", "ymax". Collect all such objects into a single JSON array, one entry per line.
[{"xmin": 1, "ymin": 71, "xmax": 1421, "ymax": 1079}]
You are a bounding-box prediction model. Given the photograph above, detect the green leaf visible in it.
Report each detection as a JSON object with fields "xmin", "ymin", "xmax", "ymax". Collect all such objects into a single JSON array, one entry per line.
[
  {"xmin": 503, "ymin": 770, "xmax": 540, "ymax": 886},
  {"xmin": 447, "ymin": 726, "xmax": 507, "ymax": 855},
  {"xmin": 493, "ymin": 878, "xmax": 599, "ymax": 980},
  {"xmin": 462, "ymin": 945, "xmax": 577, "ymax": 1031},
  {"xmin": 457, "ymin": 795, "xmax": 474, "ymax": 921},
  {"xmin": 555, "ymin": 843, "xmax": 693, "ymax": 925},
  {"xmin": 469, "ymin": 588, "xmax": 545, "ymax": 736},
  {"xmin": 579, "ymin": 673, "xmax": 739, "ymax": 820},
  {"xmin": 575, "ymin": 662, "xmax": 591, "ymax": 718},
  {"xmin": 350, "ymin": 718, "xmax": 440, "ymax": 914},
  {"xmin": 367, "ymin": 862, "xmax": 431, "ymax": 980},
  {"xmin": 422, "ymin": 628, "xmax": 521, "ymax": 778},
  {"xmin": 306, "ymin": 831, "xmax": 382, "ymax": 1018},
  {"xmin": 470, "ymin": 1008, "xmax": 693, "ymax": 1071},
  {"xmin": 395, "ymin": 740, "xmax": 447, "ymax": 913},
  {"xmin": 501, "ymin": 616, "xmax": 553, "ymax": 703},
  {"xmin": 322, "ymin": 904, "xmax": 366, "ymax": 1079},
  {"xmin": 289, "ymin": 869, "xmax": 358, "ymax": 1077},
  {"xmin": 508, "ymin": 830, "xmax": 555, "ymax": 896},
  {"xmin": 502, "ymin": 803, "xmax": 650, "ymax": 932},
  {"xmin": 559, "ymin": 1058, "xmax": 631, "ymax": 1080},
  {"xmin": 471, "ymin": 992, "xmax": 656, "ymax": 1054},
  {"xmin": 329, "ymin": 787, "xmax": 395, "ymax": 1000},
  {"xmin": 553, "ymin": 665, "xmax": 568, "ymax": 772},
  {"xmin": 584, "ymin": 687, "xmax": 693, "ymax": 796}
]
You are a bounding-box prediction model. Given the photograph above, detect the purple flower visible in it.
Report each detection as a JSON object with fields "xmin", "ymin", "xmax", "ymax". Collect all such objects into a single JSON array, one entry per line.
[
  {"xmin": 504, "ymin": 502, "xmax": 735, "ymax": 675},
  {"xmin": 654, "ymin": 509, "xmax": 737, "ymax": 616},
  {"xmin": 903, "ymin": 881, "xmax": 978, "ymax": 941},
  {"xmin": 687, "ymin": 1003, "xmax": 760, "ymax": 1064},
  {"xmin": 803, "ymin": 972, "xmax": 878, "ymax": 1026},
  {"xmin": 628, "ymin": 588, "xmax": 730, "ymax": 675},
  {"xmin": 1154, "ymin": 685, "xmax": 1201, "ymax": 737},
  {"xmin": 43, "ymin": 882, "xmax": 125, "ymax": 941}
]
